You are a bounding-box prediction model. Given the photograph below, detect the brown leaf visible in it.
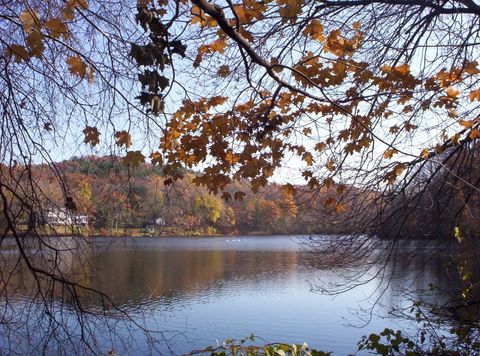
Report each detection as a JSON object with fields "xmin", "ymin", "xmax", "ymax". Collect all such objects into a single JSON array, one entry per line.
[
  {"xmin": 83, "ymin": 126, "xmax": 100, "ymax": 146},
  {"xmin": 115, "ymin": 131, "xmax": 132, "ymax": 148}
]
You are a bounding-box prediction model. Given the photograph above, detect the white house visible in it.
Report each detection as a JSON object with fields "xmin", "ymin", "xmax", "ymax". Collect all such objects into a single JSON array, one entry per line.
[{"xmin": 44, "ymin": 207, "xmax": 88, "ymax": 226}]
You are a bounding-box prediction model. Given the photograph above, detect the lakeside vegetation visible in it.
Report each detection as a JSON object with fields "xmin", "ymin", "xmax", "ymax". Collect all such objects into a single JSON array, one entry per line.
[{"xmin": 21, "ymin": 155, "xmax": 364, "ymax": 237}]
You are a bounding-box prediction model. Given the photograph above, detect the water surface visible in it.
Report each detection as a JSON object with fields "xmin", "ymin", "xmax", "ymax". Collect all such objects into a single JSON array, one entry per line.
[{"xmin": 0, "ymin": 235, "xmax": 455, "ymax": 354}]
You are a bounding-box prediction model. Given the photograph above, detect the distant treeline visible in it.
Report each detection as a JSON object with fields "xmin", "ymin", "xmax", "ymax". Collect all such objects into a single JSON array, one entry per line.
[{"xmin": 27, "ymin": 156, "xmax": 363, "ymax": 236}]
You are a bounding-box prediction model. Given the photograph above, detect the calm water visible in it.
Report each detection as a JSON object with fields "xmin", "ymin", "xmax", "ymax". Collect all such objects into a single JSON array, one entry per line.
[{"xmin": 0, "ymin": 235, "xmax": 456, "ymax": 355}]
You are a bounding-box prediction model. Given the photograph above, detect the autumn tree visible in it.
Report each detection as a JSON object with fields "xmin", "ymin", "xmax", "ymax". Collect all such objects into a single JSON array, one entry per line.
[{"xmin": 2, "ymin": 0, "xmax": 480, "ymax": 352}]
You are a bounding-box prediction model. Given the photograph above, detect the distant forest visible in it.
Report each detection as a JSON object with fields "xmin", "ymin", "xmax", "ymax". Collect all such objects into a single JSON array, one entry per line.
[{"xmin": 29, "ymin": 156, "xmax": 360, "ymax": 236}]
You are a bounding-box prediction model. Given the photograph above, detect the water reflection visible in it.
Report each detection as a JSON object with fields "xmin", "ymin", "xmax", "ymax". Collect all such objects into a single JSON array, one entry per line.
[{"xmin": 0, "ymin": 236, "xmax": 472, "ymax": 354}]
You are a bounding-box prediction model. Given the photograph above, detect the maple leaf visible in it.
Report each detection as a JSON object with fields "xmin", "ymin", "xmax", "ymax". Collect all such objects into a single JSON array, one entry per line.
[
  {"xmin": 66, "ymin": 56, "xmax": 87, "ymax": 78},
  {"xmin": 6, "ymin": 45, "xmax": 30, "ymax": 63},
  {"xmin": 191, "ymin": 5, "xmax": 217, "ymax": 27},
  {"xmin": 324, "ymin": 197, "xmax": 336, "ymax": 207},
  {"xmin": 445, "ymin": 86, "xmax": 459, "ymax": 98},
  {"xmin": 302, "ymin": 152, "xmax": 314, "ymax": 166},
  {"xmin": 469, "ymin": 89, "xmax": 480, "ymax": 102},
  {"xmin": 225, "ymin": 150, "xmax": 239, "ymax": 165},
  {"xmin": 26, "ymin": 31, "xmax": 45, "ymax": 58},
  {"xmin": 303, "ymin": 19, "xmax": 324, "ymax": 41},
  {"xmin": 314, "ymin": 142, "xmax": 326, "ymax": 152},
  {"xmin": 150, "ymin": 151, "xmax": 163, "ymax": 165},
  {"xmin": 67, "ymin": 0, "xmax": 89, "ymax": 10},
  {"xmin": 420, "ymin": 148, "xmax": 430, "ymax": 159},
  {"xmin": 383, "ymin": 148, "xmax": 398, "ymax": 159},
  {"xmin": 325, "ymin": 159, "xmax": 336, "ymax": 172},
  {"xmin": 45, "ymin": 18, "xmax": 70, "ymax": 40},
  {"xmin": 123, "ymin": 151, "xmax": 145, "ymax": 167},
  {"xmin": 83, "ymin": 126, "xmax": 100, "ymax": 146},
  {"xmin": 459, "ymin": 119, "xmax": 473, "ymax": 128},
  {"xmin": 469, "ymin": 128, "xmax": 480, "ymax": 140},
  {"xmin": 115, "ymin": 131, "xmax": 132, "ymax": 148},
  {"xmin": 62, "ymin": 6, "xmax": 75, "ymax": 20},
  {"xmin": 276, "ymin": 0, "xmax": 304, "ymax": 24},
  {"xmin": 19, "ymin": 10, "xmax": 40, "ymax": 33}
]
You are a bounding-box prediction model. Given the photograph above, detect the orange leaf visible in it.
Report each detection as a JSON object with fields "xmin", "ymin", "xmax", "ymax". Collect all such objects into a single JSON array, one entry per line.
[
  {"xmin": 66, "ymin": 56, "xmax": 87, "ymax": 78},
  {"xmin": 303, "ymin": 19, "xmax": 324, "ymax": 41},
  {"xmin": 115, "ymin": 131, "xmax": 132, "ymax": 148}
]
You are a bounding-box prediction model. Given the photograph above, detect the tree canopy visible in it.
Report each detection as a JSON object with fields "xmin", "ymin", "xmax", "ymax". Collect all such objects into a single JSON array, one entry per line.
[{"xmin": 2, "ymin": 0, "xmax": 480, "ymax": 216}]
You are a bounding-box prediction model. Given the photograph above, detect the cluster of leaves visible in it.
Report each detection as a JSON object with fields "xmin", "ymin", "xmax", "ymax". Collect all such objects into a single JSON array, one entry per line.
[
  {"xmin": 6, "ymin": 0, "xmax": 93, "ymax": 80},
  {"xmin": 188, "ymin": 335, "xmax": 331, "ymax": 356},
  {"xmin": 131, "ymin": 1, "xmax": 186, "ymax": 115}
]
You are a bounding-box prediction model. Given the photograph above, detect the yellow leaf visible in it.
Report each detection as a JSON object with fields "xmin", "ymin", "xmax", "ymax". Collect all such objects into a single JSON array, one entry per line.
[
  {"xmin": 225, "ymin": 150, "xmax": 239, "ymax": 165},
  {"xmin": 66, "ymin": 56, "xmax": 87, "ymax": 78},
  {"xmin": 115, "ymin": 131, "xmax": 132, "ymax": 148},
  {"xmin": 459, "ymin": 119, "xmax": 473, "ymax": 128},
  {"xmin": 451, "ymin": 133, "xmax": 461, "ymax": 145},
  {"xmin": 394, "ymin": 64, "xmax": 410, "ymax": 76},
  {"xmin": 19, "ymin": 10, "xmax": 40, "ymax": 33},
  {"xmin": 45, "ymin": 18, "xmax": 70, "ymax": 40},
  {"xmin": 384, "ymin": 163, "xmax": 406, "ymax": 184},
  {"xmin": 352, "ymin": 21, "xmax": 361, "ymax": 30},
  {"xmin": 83, "ymin": 126, "xmax": 100, "ymax": 146},
  {"xmin": 123, "ymin": 151, "xmax": 145, "ymax": 167},
  {"xmin": 210, "ymin": 38, "xmax": 227, "ymax": 53}
]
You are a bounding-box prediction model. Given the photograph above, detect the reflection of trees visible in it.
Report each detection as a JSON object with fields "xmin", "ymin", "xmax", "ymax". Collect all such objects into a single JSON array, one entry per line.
[
  {"xmin": 90, "ymin": 246, "xmax": 300, "ymax": 307},
  {"xmin": 1, "ymin": 239, "xmax": 301, "ymax": 308}
]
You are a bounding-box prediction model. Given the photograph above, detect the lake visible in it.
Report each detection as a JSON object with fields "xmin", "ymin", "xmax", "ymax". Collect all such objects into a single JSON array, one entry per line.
[{"xmin": 0, "ymin": 235, "xmax": 457, "ymax": 355}]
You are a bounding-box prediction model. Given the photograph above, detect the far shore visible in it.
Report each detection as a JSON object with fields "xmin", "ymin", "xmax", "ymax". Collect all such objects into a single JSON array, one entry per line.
[{"xmin": 12, "ymin": 225, "xmax": 322, "ymax": 238}]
